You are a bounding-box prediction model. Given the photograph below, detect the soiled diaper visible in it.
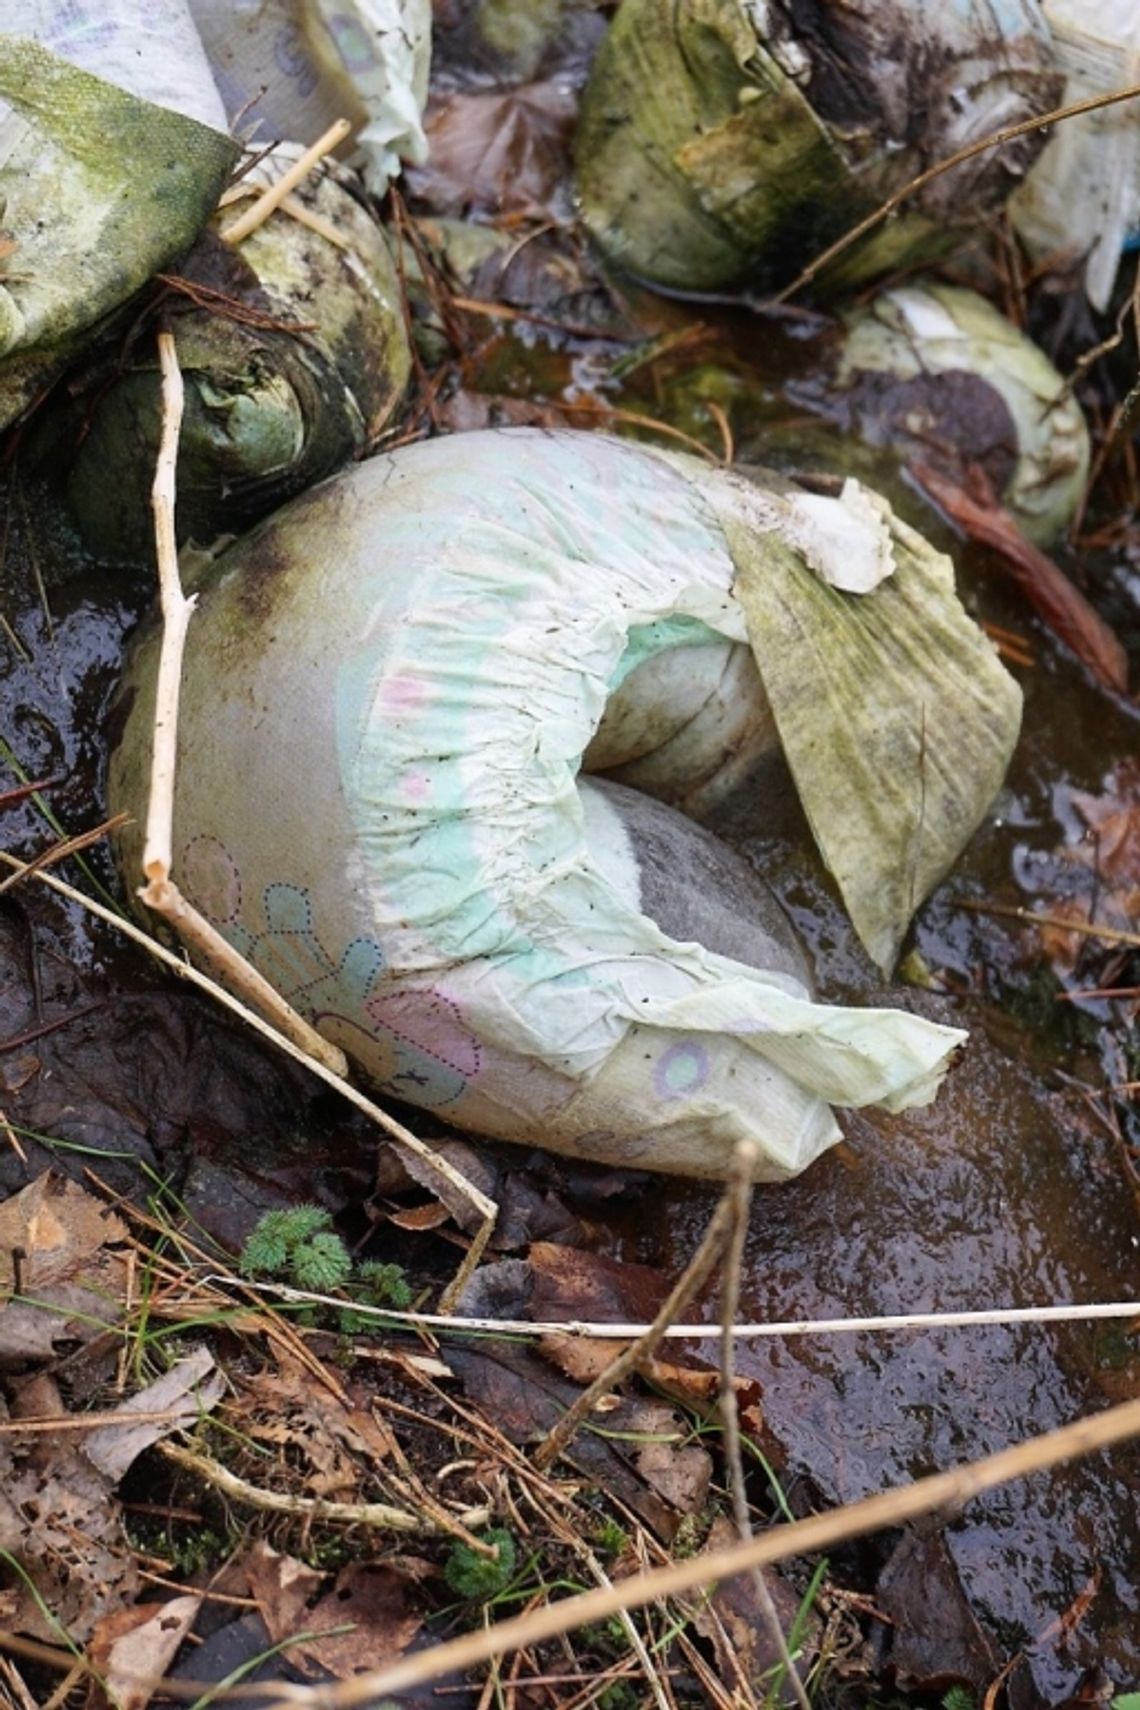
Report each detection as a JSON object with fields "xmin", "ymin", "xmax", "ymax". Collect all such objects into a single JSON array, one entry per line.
[{"xmin": 109, "ymin": 429, "xmax": 1012, "ymax": 1178}]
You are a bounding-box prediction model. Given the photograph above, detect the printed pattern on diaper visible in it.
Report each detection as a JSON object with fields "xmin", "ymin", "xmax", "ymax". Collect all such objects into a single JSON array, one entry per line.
[{"xmin": 179, "ymin": 837, "xmax": 479, "ymax": 1109}]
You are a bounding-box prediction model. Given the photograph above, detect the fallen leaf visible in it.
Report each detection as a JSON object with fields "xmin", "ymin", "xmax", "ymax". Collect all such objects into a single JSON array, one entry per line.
[
  {"xmin": 227, "ymin": 1356, "xmax": 395, "ymax": 1501},
  {"xmin": 83, "ymin": 1347, "xmax": 224, "ymax": 1481},
  {"xmin": 407, "ymin": 83, "xmax": 578, "ymax": 220},
  {"xmin": 449, "ymin": 1340, "xmax": 710, "ymax": 1540},
  {"xmin": 245, "ymin": 1541, "xmax": 323, "ymax": 1640},
  {"xmin": 877, "ymin": 1530, "xmax": 1000, "ymax": 1692},
  {"xmin": 244, "ymin": 1544, "xmax": 420, "ymax": 1680},
  {"xmin": 630, "ymin": 1399, "xmax": 711, "ymax": 1513},
  {"xmin": 0, "ymin": 1173, "xmax": 128, "ymax": 1363},
  {"xmin": 0, "ymin": 1375, "xmax": 138, "ymax": 1641},
  {"xmin": 387, "ymin": 1138, "xmax": 585, "ymax": 1249},
  {"xmin": 527, "ymin": 1241, "xmax": 669, "ymax": 1323},
  {"xmin": 687, "ymin": 1516, "xmax": 818, "ymax": 1697},
  {"xmin": 88, "ymin": 1595, "xmax": 201, "ymax": 1710}
]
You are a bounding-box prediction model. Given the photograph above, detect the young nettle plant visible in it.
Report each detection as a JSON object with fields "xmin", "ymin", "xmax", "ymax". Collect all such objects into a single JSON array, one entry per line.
[{"xmin": 239, "ymin": 1205, "xmax": 412, "ymax": 1329}]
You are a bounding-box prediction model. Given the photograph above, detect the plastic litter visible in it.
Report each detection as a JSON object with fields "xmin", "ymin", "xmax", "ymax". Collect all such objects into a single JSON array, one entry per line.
[
  {"xmin": 5, "ymin": 0, "xmax": 227, "ymax": 129},
  {"xmin": 188, "ymin": 0, "xmax": 432, "ymax": 193},
  {"xmin": 61, "ymin": 148, "xmax": 411, "ymax": 560},
  {"xmin": 0, "ymin": 28, "xmax": 236, "ymax": 429},
  {"xmin": 109, "ymin": 429, "xmax": 1021, "ymax": 1180},
  {"xmin": 835, "ymin": 281, "xmax": 1090, "ymax": 547},
  {"xmin": 575, "ymin": 0, "xmax": 1058, "ymax": 295},
  {"xmin": 1010, "ymin": 0, "xmax": 1140, "ymax": 312}
]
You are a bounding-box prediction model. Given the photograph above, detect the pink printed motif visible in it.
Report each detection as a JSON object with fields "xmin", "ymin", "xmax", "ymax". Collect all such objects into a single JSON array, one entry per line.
[
  {"xmin": 181, "ymin": 835, "xmax": 243, "ymax": 928},
  {"xmin": 379, "ymin": 672, "xmax": 430, "ymax": 714},
  {"xmin": 366, "ymin": 989, "xmax": 483, "ymax": 1080}
]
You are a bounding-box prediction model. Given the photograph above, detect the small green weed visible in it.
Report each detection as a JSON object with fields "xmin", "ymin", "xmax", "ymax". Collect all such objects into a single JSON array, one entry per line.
[
  {"xmin": 597, "ymin": 1683, "xmax": 639, "ymax": 1710},
  {"xmin": 444, "ymin": 1529, "xmax": 518, "ymax": 1602},
  {"xmin": 942, "ymin": 1689, "xmax": 976, "ymax": 1710},
  {"xmin": 239, "ymin": 1207, "xmax": 410, "ymax": 1331},
  {"xmin": 592, "ymin": 1516, "xmax": 629, "ymax": 1558}
]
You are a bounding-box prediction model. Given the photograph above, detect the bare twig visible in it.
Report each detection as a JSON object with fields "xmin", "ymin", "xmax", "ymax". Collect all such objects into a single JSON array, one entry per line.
[
  {"xmin": 533, "ymin": 1175, "xmax": 737, "ymax": 1471},
  {"xmin": 774, "ymin": 80, "xmax": 1140, "ymax": 303},
  {"xmin": 158, "ymin": 1441, "xmax": 492, "ymax": 1534},
  {"xmin": 955, "ymin": 897, "xmax": 1140, "ymax": 949},
  {"xmin": 0, "ymin": 812, "xmax": 128, "ymax": 897},
  {"xmin": 141, "ymin": 329, "xmax": 189, "ymax": 887},
  {"xmin": 718, "ymin": 1142, "xmax": 811, "ymax": 1710},
  {"xmin": 221, "ymin": 120, "xmax": 351, "ymax": 245},
  {"xmin": 240, "ymin": 1393, "xmax": 1140, "ymax": 1707},
  {"xmin": 138, "ymin": 334, "xmax": 349, "ymax": 1076}
]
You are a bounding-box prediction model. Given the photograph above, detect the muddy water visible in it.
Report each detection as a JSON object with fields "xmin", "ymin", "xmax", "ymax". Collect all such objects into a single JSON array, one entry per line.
[{"xmin": 3, "ymin": 300, "xmax": 1139, "ymax": 1699}]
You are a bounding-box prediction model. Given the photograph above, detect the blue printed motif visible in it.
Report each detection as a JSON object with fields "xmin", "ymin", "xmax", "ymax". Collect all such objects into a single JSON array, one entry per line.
[{"xmin": 180, "ymin": 837, "xmax": 478, "ymax": 1109}]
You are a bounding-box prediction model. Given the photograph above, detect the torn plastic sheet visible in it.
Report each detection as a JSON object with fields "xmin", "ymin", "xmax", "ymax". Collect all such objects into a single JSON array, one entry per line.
[{"xmin": 109, "ymin": 431, "xmax": 1020, "ymax": 1179}]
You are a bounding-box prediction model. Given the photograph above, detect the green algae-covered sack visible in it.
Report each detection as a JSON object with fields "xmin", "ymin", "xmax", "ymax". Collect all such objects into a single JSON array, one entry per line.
[
  {"xmin": 63, "ymin": 149, "xmax": 412, "ymax": 560},
  {"xmin": 109, "ymin": 430, "xmax": 1020, "ymax": 1180},
  {"xmin": 0, "ymin": 34, "xmax": 236, "ymax": 428},
  {"xmin": 575, "ymin": 0, "xmax": 1058, "ymax": 295}
]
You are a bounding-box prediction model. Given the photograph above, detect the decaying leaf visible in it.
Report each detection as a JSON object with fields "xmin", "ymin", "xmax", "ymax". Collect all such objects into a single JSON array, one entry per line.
[
  {"xmin": 726, "ymin": 483, "xmax": 1022, "ymax": 972},
  {"xmin": 877, "ymin": 1531, "xmax": 1000, "ymax": 1692},
  {"xmin": 0, "ymin": 1172, "xmax": 128, "ymax": 1364},
  {"xmin": 408, "ymin": 83, "xmax": 579, "ymax": 220},
  {"xmin": 686, "ymin": 1516, "xmax": 819, "ymax": 1697},
  {"xmin": 1030, "ymin": 760, "xmax": 1140, "ymax": 975},
  {"xmin": 0, "ymin": 1375, "xmax": 138, "ymax": 1641},
  {"xmin": 245, "ymin": 1542, "xmax": 421, "ymax": 1680},
  {"xmin": 88, "ymin": 1595, "xmax": 201, "ymax": 1710},
  {"xmin": 227, "ymin": 1357, "xmax": 397, "ymax": 1501},
  {"xmin": 83, "ymin": 1347, "xmax": 224, "ymax": 1481}
]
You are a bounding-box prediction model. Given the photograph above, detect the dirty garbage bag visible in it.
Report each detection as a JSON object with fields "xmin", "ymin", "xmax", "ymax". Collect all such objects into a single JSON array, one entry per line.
[
  {"xmin": 1010, "ymin": 0, "xmax": 1140, "ymax": 310},
  {"xmin": 61, "ymin": 148, "xmax": 412, "ymax": 560},
  {"xmin": 108, "ymin": 429, "xmax": 1020, "ymax": 1180},
  {"xmin": 575, "ymin": 0, "xmax": 1058, "ymax": 295},
  {"xmin": 189, "ymin": 0, "xmax": 431, "ymax": 194},
  {"xmin": 833, "ymin": 281, "xmax": 1090, "ymax": 547},
  {"xmin": 0, "ymin": 22, "xmax": 237, "ymax": 430}
]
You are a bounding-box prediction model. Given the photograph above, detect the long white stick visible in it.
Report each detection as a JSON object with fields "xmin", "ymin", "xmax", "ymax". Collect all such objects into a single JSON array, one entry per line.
[{"xmin": 222, "ymin": 1282, "xmax": 1140, "ymax": 1340}]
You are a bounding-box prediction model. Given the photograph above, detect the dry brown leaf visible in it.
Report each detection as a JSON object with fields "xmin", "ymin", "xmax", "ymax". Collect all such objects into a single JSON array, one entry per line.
[
  {"xmin": 629, "ymin": 1398, "xmax": 711, "ymax": 1516},
  {"xmin": 0, "ymin": 1375, "xmax": 137, "ymax": 1640},
  {"xmin": 0, "ymin": 1173, "xmax": 128, "ymax": 1364},
  {"xmin": 407, "ymin": 83, "xmax": 578, "ymax": 220},
  {"xmin": 229, "ymin": 1358, "xmax": 396, "ymax": 1500},
  {"xmin": 245, "ymin": 1540, "xmax": 324, "ymax": 1639},
  {"xmin": 244, "ymin": 1544, "xmax": 421, "ymax": 1680},
  {"xmin": 83, "ymin": 1347, "xmax": 224, "ymax": 1481},
  {"xmin": 285, "ymin": 1562, "xmax": 422, "ymax": 1680},
  {"xmin": 88, "ymin": 1595, "xmax": 201, "ymax": 1710}
]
